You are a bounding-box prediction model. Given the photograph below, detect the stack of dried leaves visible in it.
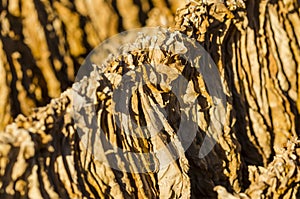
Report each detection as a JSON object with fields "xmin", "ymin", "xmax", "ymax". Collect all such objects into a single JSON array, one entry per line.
[
  {"xmin": 0, "ymin": 0, "xmax": 299, "ymax": 198},
  {"xmin": 0, "ymin": 0, "xmax": 184, "ymax": 130},
  {"xmin": 215, "ymin": 138, "xmax": 300, "ymax": 198}
]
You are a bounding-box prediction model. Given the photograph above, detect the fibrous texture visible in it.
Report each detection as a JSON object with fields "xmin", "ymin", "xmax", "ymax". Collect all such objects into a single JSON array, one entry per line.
[
  {"xmin": 0, "ymin": 0, "xmax": 184, "ymax": 130},
  {"xmin": 0, "ymin": 0, "xmax": 299, "ymax": 198}
]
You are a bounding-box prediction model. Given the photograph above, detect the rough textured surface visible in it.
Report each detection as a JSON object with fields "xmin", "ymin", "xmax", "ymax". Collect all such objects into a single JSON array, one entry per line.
[
  {"xmin": 0, "ymin": 0, "xmax": 299, "ymax": 198},
  {"xmin": 175, "ymin": 0, "xmax": 299, "ymax": 166},
  {"xmin": 215, "ymin": 138, "xmax": 300, "ymax": 199},
  {"xmin": 0, "ymin": 0, "xmax": 185, "ymax": 130}
]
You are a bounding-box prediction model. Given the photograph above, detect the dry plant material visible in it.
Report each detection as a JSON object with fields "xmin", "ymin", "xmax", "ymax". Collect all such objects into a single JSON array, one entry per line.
[{"xmin": 0, "ymin": 0, "xmax": 299, "ymax": 198}]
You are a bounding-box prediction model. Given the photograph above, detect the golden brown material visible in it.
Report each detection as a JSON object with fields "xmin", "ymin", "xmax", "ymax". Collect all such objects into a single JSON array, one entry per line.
[
  {"xmin": 0, "ymin": 0, "xmax": 299, "ymax": 198},
  {"xmin": 215, "ymin": 138, "xmax": 300, "ymax": 198},
  {"xmin": 0, "ymin": 0, "xmax": 184, "ymax": 130}
]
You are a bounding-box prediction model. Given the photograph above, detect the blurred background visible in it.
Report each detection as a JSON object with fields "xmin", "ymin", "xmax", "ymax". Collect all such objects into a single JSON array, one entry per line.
[{"xmin": 0, "ymin": 0, "xmax": 185, "ymax": 130}]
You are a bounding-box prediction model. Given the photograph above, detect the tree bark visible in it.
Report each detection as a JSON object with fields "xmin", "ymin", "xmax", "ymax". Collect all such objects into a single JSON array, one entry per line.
[{"xmin": 0, "ymin": 0, "xmax": 299, "ymax": 198}]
